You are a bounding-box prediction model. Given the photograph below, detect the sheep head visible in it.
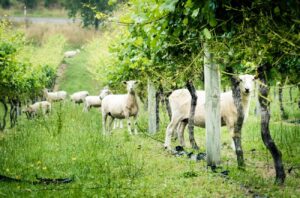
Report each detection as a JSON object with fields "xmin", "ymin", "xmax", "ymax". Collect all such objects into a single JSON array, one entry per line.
[
  {"xmin": 123, "ymin": 80, "xmax": 138, "ymax": 94},
  {"xmin": 99, "ymin": 87, "xmax": 112, "ymax": 99},
  {"xmin": 238, "ymin": 74, "xmax": 255, "ymax": 95}
]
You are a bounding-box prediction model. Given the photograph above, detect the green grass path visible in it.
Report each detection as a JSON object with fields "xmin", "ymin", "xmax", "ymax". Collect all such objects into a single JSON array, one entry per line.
[{"xmin": 58, "ymin": 51, "xmax": 100, "ymax": 95}]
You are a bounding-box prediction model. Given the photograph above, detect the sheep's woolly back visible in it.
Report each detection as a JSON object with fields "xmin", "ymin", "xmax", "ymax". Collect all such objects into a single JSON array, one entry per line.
[{"xmin": 44, "ymin": 90, "xmax": 67, "ymax": 102}]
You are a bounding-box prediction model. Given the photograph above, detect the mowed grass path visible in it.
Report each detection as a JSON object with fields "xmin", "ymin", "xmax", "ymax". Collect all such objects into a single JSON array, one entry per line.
[
  {"xmin": 59, "ymin": 50, "xmax": 100, "ymax": 94},
  {"xmin": 0, "ymin": 51, "xmax": 299, "ymax": 197}
]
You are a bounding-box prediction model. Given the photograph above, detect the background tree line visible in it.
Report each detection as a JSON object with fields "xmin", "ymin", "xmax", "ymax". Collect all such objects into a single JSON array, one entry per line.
[{"xmin": 0, "ymin": 0, "xmax": 126, "ymax": 29}]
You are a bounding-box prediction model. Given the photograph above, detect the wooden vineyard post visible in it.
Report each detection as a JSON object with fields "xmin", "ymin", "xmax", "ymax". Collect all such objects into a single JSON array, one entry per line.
[
  {"xmin": 148, "ymin": 79, "xmax": 157, "ymax": 134},
  {"xmin": 204, "ymin": 43, "xmax": 221, "ymax": 167}
]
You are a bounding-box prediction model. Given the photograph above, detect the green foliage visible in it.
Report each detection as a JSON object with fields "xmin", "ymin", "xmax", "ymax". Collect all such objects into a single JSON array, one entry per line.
[
  {"xmin": 106, "ymin": 0, "xmax": 299, "ymax": 95},
  {"xmin": 17, "ymin": 0, "xmax": 37, "ymax": 9},
  {"xmin": 0, "ymin": 20, "xmax": 65, "ymax": 102},
  {"xmin": 18, "ymin": 34, "xmax": 66, "ymax": 70},
  {"xmin": 0, "ymin": 0, "xmax": 10, "ymax": 8},
  {"xmin": 63, "ymin": 0, "xmax": 120, "ymax": 29}
]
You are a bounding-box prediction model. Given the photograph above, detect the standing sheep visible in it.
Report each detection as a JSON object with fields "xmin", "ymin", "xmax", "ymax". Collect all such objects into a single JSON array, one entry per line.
[
  {"xmin": 23, "ymin": 101, "xmax": 51, "ymax": 118},
  {"xmin": 43, "ymin": 89, "xmax": 67, "ymax": 102},
  {"xmin": 164, "ymin": 74, "xmax": 255, "ymax": 150},
  {"xmin": 64, "ymin": 49, "xmax": 80, "ymax": 58},
  {"xmin": 70, "ymin": 91, "xmax": 89, "ymax": 104},
  {"xmin": 101, "ymin": 80, "xmax": 139, "ymax": 135},
  {"xmin": 83, "ymin": 87, "xmax": 112, "ymax": 112}
]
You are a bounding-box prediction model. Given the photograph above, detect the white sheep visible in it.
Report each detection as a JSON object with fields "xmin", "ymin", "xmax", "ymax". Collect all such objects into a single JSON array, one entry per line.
[
  {"xmin": 101, "ymin": 80, "xmax": 139, "ymax": 135},
  {"xmin": 164, "ymin": 74, "xmax": 255, "ymax": 150},
  {"xmin": 83, "ymin": 87, "xmax": 112, "ymax": 112},
  {"xmin": 43, "ymin": 89, "xmax": 67, "ymax": 102},
  {"xmin": 70, "ymin": 91, "xmax": 89, "ymax": 104},
  {"xmin": 23, "ymin": 101, "xmax": 51, "ymax": 118},
  {"xmin": 64, "ymin": 49, "xmax": 80, "ymax": 58}
]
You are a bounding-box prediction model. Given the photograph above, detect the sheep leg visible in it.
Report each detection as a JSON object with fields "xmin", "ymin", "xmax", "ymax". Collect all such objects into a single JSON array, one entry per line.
[
  {"xmin": 113, "ymin": 119, "xmax": 117, "ymax": 129},
  {"xmin": 120, "ymin": 120, "xmax": 123, "ymax": 129},
  {"xmin": 133, "ymin": 116, "xmax": 138, "ymax": 135},
  {"xmin": 108, "ymin": 117, "xmax": 114, "ymax": 134},
  {"xmin": 83, "ymin": 104, "xmax": 88, "ymax": 112},
  {"xmin": 177, "ymin": 121, "xmax": 188, "ymax": 147},
  {"xmin": 127, "ymin": 118, "xmax": 133, "ymax": 135},
  {"xmin": 164, "ymin": 117, "xmax": 181, "ymax": 150},
  {"xmin": 124, "ymin": 112, "xmax": 132, "ymax": 135},
  {"xmin": 102, "ymin": 112, "xmax": 108, "ymax": 135}
]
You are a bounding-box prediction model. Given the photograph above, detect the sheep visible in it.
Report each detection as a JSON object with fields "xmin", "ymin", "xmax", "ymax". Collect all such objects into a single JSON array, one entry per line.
[
  {"xmin": 101, "ymin": 80, "xmax": 139, "ymax": 135},
  {"xmin": 23, "ymin": 101, "xmax": 51, "ymax": 118},
  {"xmin": 43, "ymin": 89, "xmax": 67, "ymax": 102},
  {"xmin": 83, "ymin": 87, "xmax": 112, "ymax": 112},
  {"xmin": 64, "ymin": 49, "xmax": 80, "ymax": 58},
  {"xmin": 164, "ymin": 74, "xmax": 255, "ymax": 150},
  {"xmin": 70, "ymin": 91, "xmax": 89, "ymax": 104}
]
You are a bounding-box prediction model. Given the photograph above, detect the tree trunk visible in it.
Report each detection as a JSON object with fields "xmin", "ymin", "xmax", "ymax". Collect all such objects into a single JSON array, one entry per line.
[
  {"xmin": 148, "ymin": 79, "xmax": 157, "ymax": 134},
  {"xmin": 165, "ymin": 95, "xmax": 172, "ymax": 121},
  {"xmin": 278, "ymin": 84, "xmax": 287, "ymax": 119},
  {"xmin": 273, "ymin": 84, "xmax": 277, "ymax": 100},
  {"xmin": 186, "ymin": 80, "xmax": 199, "ymax": 150},
  {"xmin": 204, "ymin": 43, "xmax": 221, "ymax": 166},
  {"xmin": 258, "ymin": 64, "xmax": 285, "ymax": 185},
  {"xmin": 298, "ymin": 84, "xmax": 300, "ymax": 109},
  {"xmin": 155, "ymin": 88, "xmax": 161, "ymax": 131},
  {"xmin": 94, "ymin": 18, "xmax": 99, "ymax": 30},
  {"xmin": 230, "ymin": 76, "xmax": 245, "ymax": 168},
  {"xmin": 10, "ymin": 99, "xmax": 18, "ymax": 128},
  {"xmin": 0, "ymin": 97, "xmax": 8, "ymax": 131},
  {"xmin": 289, "ymin": 87, "xmax": 292, "ymax": 103}
]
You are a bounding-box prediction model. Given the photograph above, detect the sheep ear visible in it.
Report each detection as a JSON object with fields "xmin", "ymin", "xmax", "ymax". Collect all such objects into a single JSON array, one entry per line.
[{"xmin": 122, "ymin": 81, "xmax": 127, "ymax": 85}]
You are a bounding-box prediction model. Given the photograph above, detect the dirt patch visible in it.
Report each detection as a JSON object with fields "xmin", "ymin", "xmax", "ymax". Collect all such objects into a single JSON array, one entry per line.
[{"xmin": 53, "ymin": 63, "xmax": 67, "ymax": 91}]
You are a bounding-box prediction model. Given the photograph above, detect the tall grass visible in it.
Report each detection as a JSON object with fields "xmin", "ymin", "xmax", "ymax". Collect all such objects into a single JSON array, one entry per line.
[
  {"xmin": 0, "ymin": 102, "xmax": 144, "ymax": 197},
  {"xmin": 25, "ymin": 23, "xmax": 97, "ymax": 47},
  {"xmin": 17, "ymin": 34, "xmax": 66, "ymax": 70}
]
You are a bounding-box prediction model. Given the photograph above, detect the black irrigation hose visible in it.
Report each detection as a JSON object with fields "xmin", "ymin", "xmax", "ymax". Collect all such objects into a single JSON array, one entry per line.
[
  {"xmin": 0, "ymin": 174, "xmax": 73, "ymax": 185},
  {"xmin": 136, "ymin": 123, "xmax": 164, "ymax": 143}
]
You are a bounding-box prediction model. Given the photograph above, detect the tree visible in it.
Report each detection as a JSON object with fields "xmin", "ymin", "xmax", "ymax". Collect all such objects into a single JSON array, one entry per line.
[
  {"xmin": 101, "ymin": 0, "xmax": 299, "ymax": 183},
  {"xmin": 0, "ymin": 0, "xmax": 11, "ymax": 8},
  {"xmin": 17, "ymin": 0, "xmax": 37, "ymax": 9},
  {"xmin": 0, "ymin": 20, "xmax": 56, "ymax": 130},
  {"xmin": 63, "ymin": 0, "xmax": 119, "ymax": 29}
]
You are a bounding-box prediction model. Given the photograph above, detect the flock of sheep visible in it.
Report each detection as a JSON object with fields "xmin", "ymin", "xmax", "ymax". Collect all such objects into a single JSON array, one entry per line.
[
  {"xmin": 23, "ymin": 80, "xmax": 140, "ymax": 134},
  {"xmin": 23, "ymin": 73, "xmax": 255, "ymax": 151}
]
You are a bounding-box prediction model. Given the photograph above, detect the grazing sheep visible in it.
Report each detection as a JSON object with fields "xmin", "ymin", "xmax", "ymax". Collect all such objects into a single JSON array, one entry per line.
[
  {"xmin": 23, "ymin": 101, "xmax": 51, "ymax": 118},
  {"xmin": 70, "ymin": 91, "xmax": 89, "ymax": 104},
  {"xmin": 101, "ymin": 80, "xmax": 139, "ymax": 135},
  {"xmin": 64, "ymin": 49, "xmax": 80, "ymax": 58},
  {"xmin": 164, "ymin": 74, "xmax": 255, "ymax": 150},
  {"xmin": 43, "ymin": 89, "xmax": 67, "ymax": 102},
  {"xmin": 83, "ymin": 87, "xmax": 112, "ymax": 112}
]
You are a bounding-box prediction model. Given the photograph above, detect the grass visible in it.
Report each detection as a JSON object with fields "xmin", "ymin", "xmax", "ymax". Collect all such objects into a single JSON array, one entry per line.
[
  {"xmin": 1, "ymin": 96, "xmax": 299, "ymax": 197},
  {"xmin": 58, "ymin": 50, "xmax": 101, "ymax": 94},
  {"xmin": 18, "ymin": 23, "xmax": 97, "ymax": 47}
]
